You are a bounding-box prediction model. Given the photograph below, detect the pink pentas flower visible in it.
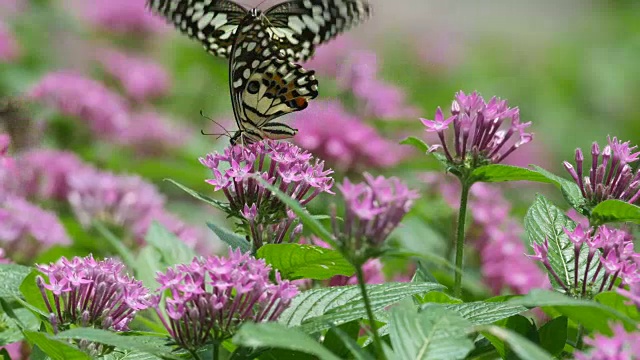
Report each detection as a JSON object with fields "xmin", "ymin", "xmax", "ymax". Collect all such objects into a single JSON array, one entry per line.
[
  {"xmin": 294, "ymin": 101, "xmax": 408, "ymax": 171},
  {"xmin": 67, "ymin": 168, "xmax": 165, "ymax": 237},
  {"xmin": 421, "ymin": 91, "xmax": 533, "ymax": 166},
  {"xmin": 304, "ymin": 36, "xmax": 355, "ymax": 77},
  {"xmin": 36, "ymin": 255, "xmax": 152, "ymax": 334},
  {"xmin": 0, "ymin": 342, "xmax": 22, "ymax": 359},
  {"xmin": 28, "ymin": 71, "xmax": 130, "ymax": 138},
  {"xmin": 200, "ymin": 140, "xmax": 334, "ymax": 248},
  {"xmin": 564, "ymin": 136, "xmax": 640, "ymax": 206},
  {"xmin": 0, "ymin": 21, "xmax": 19, "ymax": 62},
  {"xmin": 116, "ymin": 110, "xmax": 189, "ymax": 154},
  {"xmin": 335, "ymin": 173, "xmax": 419, "ymax": 249},
  {"xmin": 153, "ymin": 249, "xmax": 298, "ymax": 349},
  {"xmin": 12, "ymin": 149, "xmax": 86, "ymax": 201},
  {"xmin": 575, "ymin": 323, "xmax": 640, "ymax": 360},
  {"xmin": 530, "ymin": 224, "xmax": 639, "ymax": 298},
  {"xmin": 0, "ymin": 196, "xmax": 71, "ymax": 261},
  {"xmin": 98, "ymin": 49, "xmax": 171, "ymax": 102},
  {"xmin": 76, "ymin": 0, "xmax": 166, "ymax": 34}
]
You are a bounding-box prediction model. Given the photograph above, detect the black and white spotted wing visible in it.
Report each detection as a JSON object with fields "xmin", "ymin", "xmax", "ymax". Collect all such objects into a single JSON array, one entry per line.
[
  {"xmin": 264, "ymin": 0, "xmax": 372, "ymax": 61},
  {"xmin": 229, "ymin": 14, "xmax": 319, "ymax": 144},
  {"xmin": 147, "ymin": 0, "xmax": 248, "ymax": 58},
  {"xmin": 146, "ymin": 0, "xmax": 371, "ymax": 62}
]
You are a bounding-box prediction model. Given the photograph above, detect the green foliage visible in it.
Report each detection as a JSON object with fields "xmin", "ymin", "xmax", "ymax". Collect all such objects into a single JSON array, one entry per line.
[
  {"xmin": 591, "ymin": 199, "xmax": 640, "ymax": 225},
  {"xmin": 206, "ymin": 222, "xmax": 252, "ymax": 253},
  {"xmin": 279, "ymin": 282, "xmax": 444, "ymax": 333},
  {"xmin": 388, "ymin": 302, "xmax": 474, "ymax": 360},
  {"xmin": 233, "ymin": 323, "xmax": 342, "ymax": 360},
  {"xmin": 257, "ymin": 244, "xmax": 354, "ymax": 280},
  {"xmin": 0, "ymin": 264, "xmax": 32, "ymax": 299}
]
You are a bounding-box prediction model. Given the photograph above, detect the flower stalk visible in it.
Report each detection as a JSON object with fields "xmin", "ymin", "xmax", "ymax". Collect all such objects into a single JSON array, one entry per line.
[{"xmin": 454, "ymin": 182, "xmax": 471, "ymax": 297}]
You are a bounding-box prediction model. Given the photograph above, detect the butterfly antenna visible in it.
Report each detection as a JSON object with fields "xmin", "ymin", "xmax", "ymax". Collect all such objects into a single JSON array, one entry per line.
[{"xmin": 199, "ymin": 110, "xmax": 232, "ymax": 140}]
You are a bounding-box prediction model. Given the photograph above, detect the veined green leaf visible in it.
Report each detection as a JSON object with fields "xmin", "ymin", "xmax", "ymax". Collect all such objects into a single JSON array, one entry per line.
[{"xmin": 257, "ymin": 244, "xmax": 354, "ymax": 280}]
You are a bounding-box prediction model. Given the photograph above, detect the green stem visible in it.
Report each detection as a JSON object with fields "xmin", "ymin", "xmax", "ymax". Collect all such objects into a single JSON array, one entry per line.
[
  {"xmin": 454, "ymin": 182, "xmax": 472, "ymax": 298},
  {"xmin": 355, "ymin": 265, "xmax": 386, "ymax": 360},
  {"xmin": 576, "ymin": 324, "xmax": 585, "ymax": 350}
]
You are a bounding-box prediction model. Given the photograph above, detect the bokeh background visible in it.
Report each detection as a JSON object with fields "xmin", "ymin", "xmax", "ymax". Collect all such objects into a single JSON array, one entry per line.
[{"xmin": 1, "ymin": 0, "xmax": 639, "ymax": 297}]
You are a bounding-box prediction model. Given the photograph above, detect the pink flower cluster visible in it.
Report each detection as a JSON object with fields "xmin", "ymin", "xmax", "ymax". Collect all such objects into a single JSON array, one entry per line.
[
  {"xmin": 37, "ymin": 255, "xmax": 152, "ymax": 332},
  {"xmin": 0, "ymin": 196, "xmax": 71, "ymax": 258},
  {"xmin": 575, "ymin": 323, "xmax": 640, "ymax": 360},
  {"xmin": 305, "ymin": 39, "xmax": 418, "ymax": 120},
  {"xmin": 28, "ymin": 71, "xmax": 188, "ymax": 151},
  {"xmin": 294, "ymin": 101, "xmax": 408, "ymax": 171},
  {"xmin": 98, "ymin": 50, "xmax": 170, "ymax": 102},
  {"xmin": 0, "ymin": 21, "xmax": 19, "ymax": 62},
  {"xmin": 201, "ymin": 140, "xmax": 333, "ymax": 247},
  {"xmin": 5, "ymin": 146, "xmax": 207, "ymax": 251},
  {"xmin": 421, "ymin": 91, "xmax": 533, "ymax": 166},
  {"xmin": 564, "ymin": 136, "xmax": 640, "ymax": 206},
  {"xmin": 153, "ymin": 250, "xmax": 298, "ymax": 348},
  {"xmin": 28, "ymin": 71, "xmax": 130, "ymax": 137},
  {"xmin": 424, "ymin": 175, "xmax": 549, "ymax": 294},
  {"xmin": 338, "ymin": 50, "xmax": 420, "ymax": 119},
  {"xmin": 76, "ymin": 0, "xmax": 166, "ymax": 34},
  {"xmin": 336, "ymin": 173, "xmax": 419, "ymax": 249},
  {"xmin": 532, "ymin": 225, "xmax": 639, "ymax": 297},
  {"xmin": 1, "ymin": 137, "xmax": 72, "ymax": 261}
]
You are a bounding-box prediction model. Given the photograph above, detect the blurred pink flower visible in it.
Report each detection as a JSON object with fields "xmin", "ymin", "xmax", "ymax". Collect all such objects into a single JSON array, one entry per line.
[
  {"xmin": 294, "ymin": 101, "xmax": 408, "ymax": 171},
  {"xmin": 0, "ymin": 342, "xmax": 22, "ymax": 359},
  {"xmin": 77, "ymin": 0, "xmax": 166, "ymax": 34},
  {"xmin": 417, "ymin": 32, "xmax": 465, "ymax": 73},
  {"xmin": 28, "ymin": 71, "xmax": 130, "ymax": 137},
  {"xmin": 0, "ymin": 247, "xmax": 9, "ymax": 263},
  {"xmin": 0, "ymin": 0, "xmax": 24, "ymax": 16},
  {"xmin": 0, "ymin": 195, "xmax": 71, "ymax": 260},
  {"xmin": 67, "ymin": 168, "xmax": 165, "ymax": 231},
  {"xmin": 14, "ymin": 149, "xmax": 86, "ymax": 201},
  {"xmin": 98, "ymin": 49, "xmax": 171, "ymax": 102},
  {"xmin": 0, "ymin": 21, "xmax": 19, "ymax": 62},
  {"xmin": 66, "ymin": 167, "xmax": 207, "ymax": 249},
  {"xmin": 338, "ymin": 50, "xmax": 419, "ymax": 120},
  {"xmin": 304, "ymin": 37, "xmax": 355, "ymax": 77},
  {"xmin": 575, "ymin": 323, "xmax": 640, "ymax": 360},
  {"xmin": 117, "ymin": 110, "xmax": 190, "ymax": 153}
]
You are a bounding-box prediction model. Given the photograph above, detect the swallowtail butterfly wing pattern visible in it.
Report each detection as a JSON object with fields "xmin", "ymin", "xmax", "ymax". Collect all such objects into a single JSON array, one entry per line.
[
  {"xmin": 147, "ymin": 0, "xmax": 371, "ymax": 144},
  {"xmin": 147, "ymin": 0, "xmax": 372, "ymax": 62}
]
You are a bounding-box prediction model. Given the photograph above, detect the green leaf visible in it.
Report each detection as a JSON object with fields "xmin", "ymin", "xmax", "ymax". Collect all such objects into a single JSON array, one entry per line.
[
  {"xmin": 478, "ymin": 326, "xmax": 552, "ymax": 360},
  {"xmin": 509, "ymin": 289, "xmax": 638, "ymax": 333},
  {"xmin": 389, "ymin": 303, "xmax": 474, "ymax": 360},
  {"xmin": 0, "ymin": 307, "xmax": 40, "ymax": 344},
  {"xmin": 279, "ymin": 282, "xmax": 444, "ymax": 334},
  {"xmin": 165, "ymin": 179, "xmax": 228, "ymax": 211},
  {"xmin": 523, "ymin": 195, "xmax": 599, "ymax": 291},
  {"xmin": 144, "ymin": 221, "xmax": 197, "ymax": 266},
  {"xmin": 257, "ymin": 244, "xmax": 354, "ymax": 280},
  {"xmin": 470, "ymin": 165, "xmax": 553, "ymax": 184},
  {"xmin": 23, "ymin": 331, "xmax": 91, "ymax": 360},
  {"xmin": 443, "ymin": 301, "xmax": 528, "ymax": 326},
  {"xmin": 400, "ymin": 136, "xmax": 430, "ymax": 154},
  {"xmin": 56, "ymin": 329, "xmax": 180, "ymax": 359},
  {"xmin": 324, "ymin": 323, "xmax": 373, "ymax": 360},
  {"xmin": 254, "ymin": 177, "xmax": 337, "ymax": 249},
  {"xmin": 94, "ymin": 221, "xmax": 136, "ymax": 269},
  {"xmin": 233, "ymin": 323, "xmax": 341, "ymax": 360},
  {"xmin": 591, "ymin": 200, "xmax": 640, "ymax": 225},
  {"xmin": 595, "ymin": 291, "xmax": 640, "ymax": 321},
  {"xmin": 538, "ymin": 316, "xmax": 567, "ymax": 356},
  {"xmin": 531, "ymin": 165, "xmax": 585, "ymax": 211},
  {"xmin": 206, "ymin": 222, "xmax": 251, "ymax": 253},
  {"xmin": 133, "ymin": 247, "xmax": 164, "ymax": 289},
  {"xmin": 0, "ymin": 264, "xmax": 31, "ymax": 299}
]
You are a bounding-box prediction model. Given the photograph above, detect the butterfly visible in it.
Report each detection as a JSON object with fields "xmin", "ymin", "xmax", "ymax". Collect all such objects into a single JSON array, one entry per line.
[
  {"xmin": 226, "ymin": 9, "xmax": 319, "ymax": 144},
  {"xmin": 147, "ymin": 0, "xmax": 372, "ymax": 62}
]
